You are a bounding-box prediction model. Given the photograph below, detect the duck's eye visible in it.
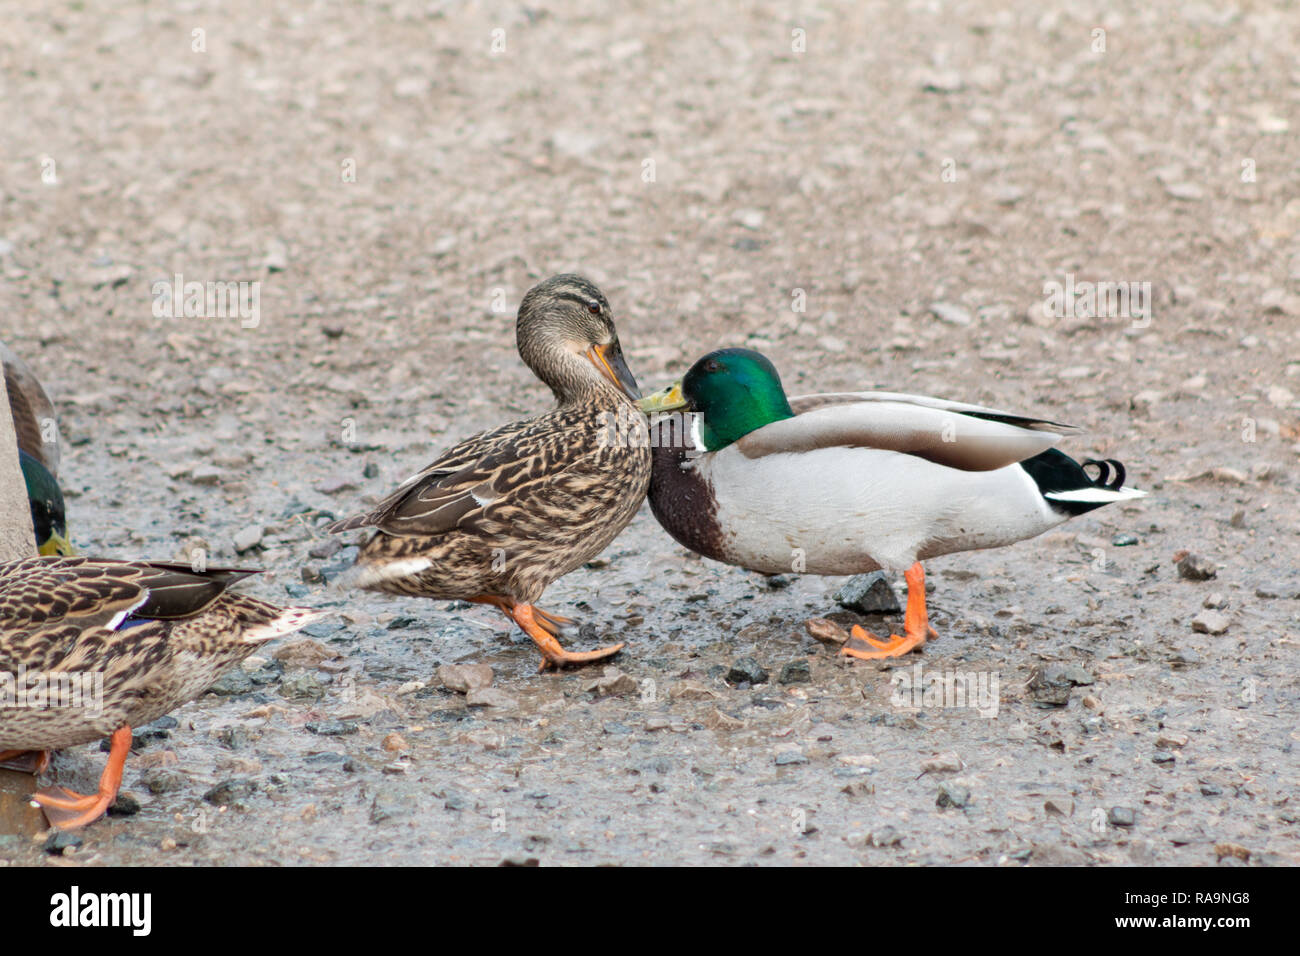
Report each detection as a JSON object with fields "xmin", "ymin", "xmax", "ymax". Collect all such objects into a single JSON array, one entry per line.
[
  {"xmin": 704, "ymin": 360, "xmax": 720, "ymax": 373},
  {"xmin": 587, "ymin": 300, "xmax": 601, "ymax": 315}
]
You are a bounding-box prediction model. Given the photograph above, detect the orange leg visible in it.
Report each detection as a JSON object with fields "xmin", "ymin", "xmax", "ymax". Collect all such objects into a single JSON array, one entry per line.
[
  {"xmin": 469, "ymin": 595, "xmax": 624, "ymax": 670},
  {"xmin": 530, "ymin": 605, "xmax": 575, "ymax": 636},
  {"xmin": 30, "ymin": 726, "xmax": 132, "ymax": 830},
  {"xmin": 840, "ymin": 563, "xmax": 938, "ymax": 660},
  {"xmin": 0, "ymin": 749, "xmax": 50, "ymax": 774}
]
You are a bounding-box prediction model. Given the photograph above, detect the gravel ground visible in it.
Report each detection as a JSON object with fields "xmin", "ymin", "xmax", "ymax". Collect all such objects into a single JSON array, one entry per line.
[{"xmin": 1, "ymin": 0, "xmax": 1298, "ymax": 866}]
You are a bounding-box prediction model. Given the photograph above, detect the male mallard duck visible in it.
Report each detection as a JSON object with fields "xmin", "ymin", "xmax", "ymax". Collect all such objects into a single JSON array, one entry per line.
[
  {"xmin": 325, "ymin": 275, "xmax": 651, "ymax": 670},
  {"xmin": 638, "ymin": 348, "xmax": 1146, "ymax": 660},
  {"xmin": 2, "ymin": 343, "xmax": 71, "ymax": 555},
  {"xmin": 0, "ymin": 556, "xmax": 324, "ymax": 828}
]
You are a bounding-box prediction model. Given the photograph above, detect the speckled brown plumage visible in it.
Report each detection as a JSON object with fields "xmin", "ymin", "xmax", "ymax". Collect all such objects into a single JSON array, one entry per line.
[
  {"xmin": 325, "ymin": 274, "xmax": 651, "ymax": 668},
  {"xmin": 0, "ymin": 556, "xmax": 323, "ymax": 752}
]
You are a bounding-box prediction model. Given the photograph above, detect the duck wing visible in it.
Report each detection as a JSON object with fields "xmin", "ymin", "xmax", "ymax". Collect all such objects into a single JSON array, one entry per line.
[
  {"xmin": 738, "ymin": 391, "xmax": 1075, "ymax": 472},
  {"xmin": 323, "ymin": 416, "xmax": 549, "ymax": 537}
]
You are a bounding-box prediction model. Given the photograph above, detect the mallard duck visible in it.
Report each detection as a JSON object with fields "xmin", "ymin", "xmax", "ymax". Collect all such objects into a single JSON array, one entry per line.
[
  {"xmin": 325, "ymin": 274, "xmax": 651, "ymax": 670},
  {"xmin": 638, "ymin": 348, "xmax": 1146, "ymax": 660},
  {"xmin": 0, "ymin": 555, "xmax": 324, "ymax": 829},
  {"xmin": 2, "ymin": 343, "xmax": 71, "ymax": 555}
]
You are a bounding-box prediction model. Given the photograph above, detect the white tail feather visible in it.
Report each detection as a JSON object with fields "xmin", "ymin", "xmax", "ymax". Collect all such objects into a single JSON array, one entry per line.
[
  {"xmin": 241, "ymin": 607, "xmax": 330, "ymax": 644},
  {"xmin": 1046, "ymin": 485, "xmax": 1147, "ymax": 503},
  {"xmin": 337, "ymin": 557, "xmax": 432, "ymax": 591}
]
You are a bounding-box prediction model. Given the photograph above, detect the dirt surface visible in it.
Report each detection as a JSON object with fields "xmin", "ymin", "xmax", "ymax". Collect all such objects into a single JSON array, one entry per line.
[{"xmin": 1, "ymin": 1, "xmax": 1298, "ymax": 866}]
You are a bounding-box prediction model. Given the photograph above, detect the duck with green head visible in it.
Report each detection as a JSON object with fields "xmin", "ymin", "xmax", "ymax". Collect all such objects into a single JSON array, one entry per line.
[
  {"xmin": 639, "ymin": 348, "xmax": 1146, "ymax": 660},
  {"xmin": 3, "ymin": 342, "xmax": 73, "ymax": 555}
]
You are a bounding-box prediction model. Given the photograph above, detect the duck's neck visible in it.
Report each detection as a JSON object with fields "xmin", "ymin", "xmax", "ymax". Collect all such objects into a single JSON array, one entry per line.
[
  {"xmin": 648, "ymin": 443, "xmax": 728, "ymax": 562},
  {"xmin": 555, "ymin": 377, "xmax": 630, "ymax": 409},
  {"xmin": 526, "ymin": 345, "xmax": 627, "ymax": 408},
  {"xmin": 697, "ymin": 395, "xmax": 794, "ymax": 450}
]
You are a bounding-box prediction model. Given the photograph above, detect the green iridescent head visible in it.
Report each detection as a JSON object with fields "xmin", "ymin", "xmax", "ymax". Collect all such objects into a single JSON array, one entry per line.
[
  {"xmin": 638, "ymin": 348, "xmax": 794, "ymax": 451},
  {"xmin": 20, "ymin": 450, "xmax": 71, "ymax": 555}
]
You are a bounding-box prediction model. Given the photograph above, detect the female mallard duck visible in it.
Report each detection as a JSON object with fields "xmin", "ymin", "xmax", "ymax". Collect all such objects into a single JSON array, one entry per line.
[
  {"xmin": 325, "ymin": 274, "xmax": 651, "ymax": 670},
  {"xmin": 638, "ymin": 348, "xmax": 1146, "ymax": 660},
  {"xmin": 2, "ymin": 342, "xmax": 71, "ymax": 555},
  {"xmin": 0, "ymin": 556, "xmax": 323, "ymax": 829}
]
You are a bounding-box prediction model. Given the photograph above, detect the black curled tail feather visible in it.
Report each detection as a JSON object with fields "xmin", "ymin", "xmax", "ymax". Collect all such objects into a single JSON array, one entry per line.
[
  {"xmin": 1081, "ymin": 458, "xmax": 1126, "ymax": 491},
  {"xmin": 1019, "ymin": 448, "xmax": 1129, "ymax": 516}
]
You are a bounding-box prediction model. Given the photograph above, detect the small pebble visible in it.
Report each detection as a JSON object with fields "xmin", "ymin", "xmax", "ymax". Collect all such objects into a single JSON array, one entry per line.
[
  {"xmin": 437, "ymin": 663, "xmax": 493, "ymax": 694},
  {"xmin": 1176, "ymin": 552, "xmax": 1217, "ymax": 581},
  {"xmin": 727, "ymin": 657, "xmax": 769, "ymax": 685},
  {"xmin": 233, "ymin": 524, "xmax": 264, "ymax": 553},
  {"xmin": 937, "ymin": 782, "xmax": 971, "ymax": 808},
  {"xmin": 778, "ymin": 660, "xmax": 811, "ymax": 684},
  {"xmin": 1191, "ymin": 610, "xmax": 1230, "ymax": 635},
  {"xmin": 835, "ymin": 572, "xmax": 901, "ymax": 614},
  {"xmin": 1107, "ymin": 806, "xmax": 1136, "ymax": 827},
  {"xmin": 804, "ymin": 618, "xmax": 849, "ymax": 646},
  {"xmin": 583, "ymin": 666, "xmax": 638, "ymax": 697},
  {"xmin": 1044, "ymin": 795, "xmax": 1075, "ymax": 817}
]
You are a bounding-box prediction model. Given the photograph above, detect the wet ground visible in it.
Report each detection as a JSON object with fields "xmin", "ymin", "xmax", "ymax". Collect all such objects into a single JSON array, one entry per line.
[{"xmin": 1, "ymin": 0, "xmax": 1298, "ymax": 866}]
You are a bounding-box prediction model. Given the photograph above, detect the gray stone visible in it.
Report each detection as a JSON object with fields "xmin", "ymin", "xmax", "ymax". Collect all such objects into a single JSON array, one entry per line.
[
  {"xmin": 465, "ymin": 687, "xmax": 518, "ymax": 710},
  {"xmin": 1044, "ymin": 795, "xmax": 1075, "ymax": 817},
  {"xmin": 929, "ymin": 301, "xmax": 972, "ymax": 326},
  {"xmin": 437, "ymin": 663, "xmax": 493, "ymax": 694},
  {"xmin": 834, "ymin": 571, "xmax": 902, "ymax": 614},
  {"xmin": 207, "ymin": 668, "xmax": 255, "ymax": 697},
  {"xmin": 1191, "ymin": 610, "xmax": 1230, "ymax": 635},
  {"xmin": 778, "ymin": 660, "xmax": 811, "ymax": 684},
  {"xmin": 233, "ymin": 524, "xmax": 263, "ymax": 553},
  {"xmin": 141, "ymin": 769, "xmax": 186, "ymax": 795},
  {"xmin": 727, "ymin": 657, "xmax": 769, "ymax": 685},
  {"xmin": 204, "ymin": 778, "xmax": 259, "ymax": 807},
  {"xmin": 1108, "ymin": 806, "xmax": 1136, "ymax": 827},
  {"xmin": 1177, "ymin": 553, "xmax": 1217, "ymax": 581},
  {"xmin": 44, "ymin": 830, "xmax": 83, "ymax": 854},
  {"xmin": 583, "ymin": 666, "xmax": 638, "ymax": 697},
  {"xmin": 937, "ymin": 782, "xmax": 971, "ymax": 808},
  {"xmin": 774, "ymin": 749, "xmax": 808, "ymax": 766},
  {"xmin": 279, "ymin": 672, "xmax": 325, "ymax": 701}
]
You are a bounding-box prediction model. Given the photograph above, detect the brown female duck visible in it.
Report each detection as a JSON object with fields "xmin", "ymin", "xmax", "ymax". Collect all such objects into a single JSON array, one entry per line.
[
  {"xmin": 0, "ymin": 556, "xmax": 323, "ymax": 828},
  {"xmin": 325, "ymin": 275, "xmax": 651, "ymax": 670}
]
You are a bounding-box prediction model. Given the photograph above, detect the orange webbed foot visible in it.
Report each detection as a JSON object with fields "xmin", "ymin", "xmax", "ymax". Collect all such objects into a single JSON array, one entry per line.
[
  {"xmin": 31, "ymin": 786, "xmax": 117, "ymax": 830},
  {"xmin": 838, "ymin": 562, "xmax": 934, "ymax": 662},
  {"xmin": 29, "ymin": 726, "xmax": 131, "ymax": 830},
  {"xmin": 509, "ymin": 602, "xmax": 624, "ymax": 671}
]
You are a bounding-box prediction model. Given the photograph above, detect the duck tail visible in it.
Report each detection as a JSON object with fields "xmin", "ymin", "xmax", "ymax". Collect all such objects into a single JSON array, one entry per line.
[
  {"xmin": 241, "ymin": 606, "xmax": 330, "ymax": 644},
  {"xmin": 1020, "ymin": 449, "xmax": 1147, "ymax": 516}
]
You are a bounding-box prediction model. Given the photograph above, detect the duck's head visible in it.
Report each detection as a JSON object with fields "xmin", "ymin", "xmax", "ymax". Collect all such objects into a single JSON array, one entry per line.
[
  {"xmin": 20, "ymin": 450, "xmax": 72, "ymax": 555},
  {"xmin": 639, "ymin": 347, "xmax": 795, "ymax": 451},
  {"xmin": 516, "ymin": 274, "xmax": 641, "ymax": 404}
]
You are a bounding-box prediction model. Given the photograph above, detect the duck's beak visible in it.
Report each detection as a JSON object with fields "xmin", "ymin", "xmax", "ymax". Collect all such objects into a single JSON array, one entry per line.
[
  {"xmin": 39, "ymin": 531, "xmax": 74, "ymax": 556},
  {"xmin": 587, "ymin": 341, "xmax": 641, "ymax": 401},
  {"xmin": 636, "ymin": 381, "xmax": 687, "ymax": 414}
]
